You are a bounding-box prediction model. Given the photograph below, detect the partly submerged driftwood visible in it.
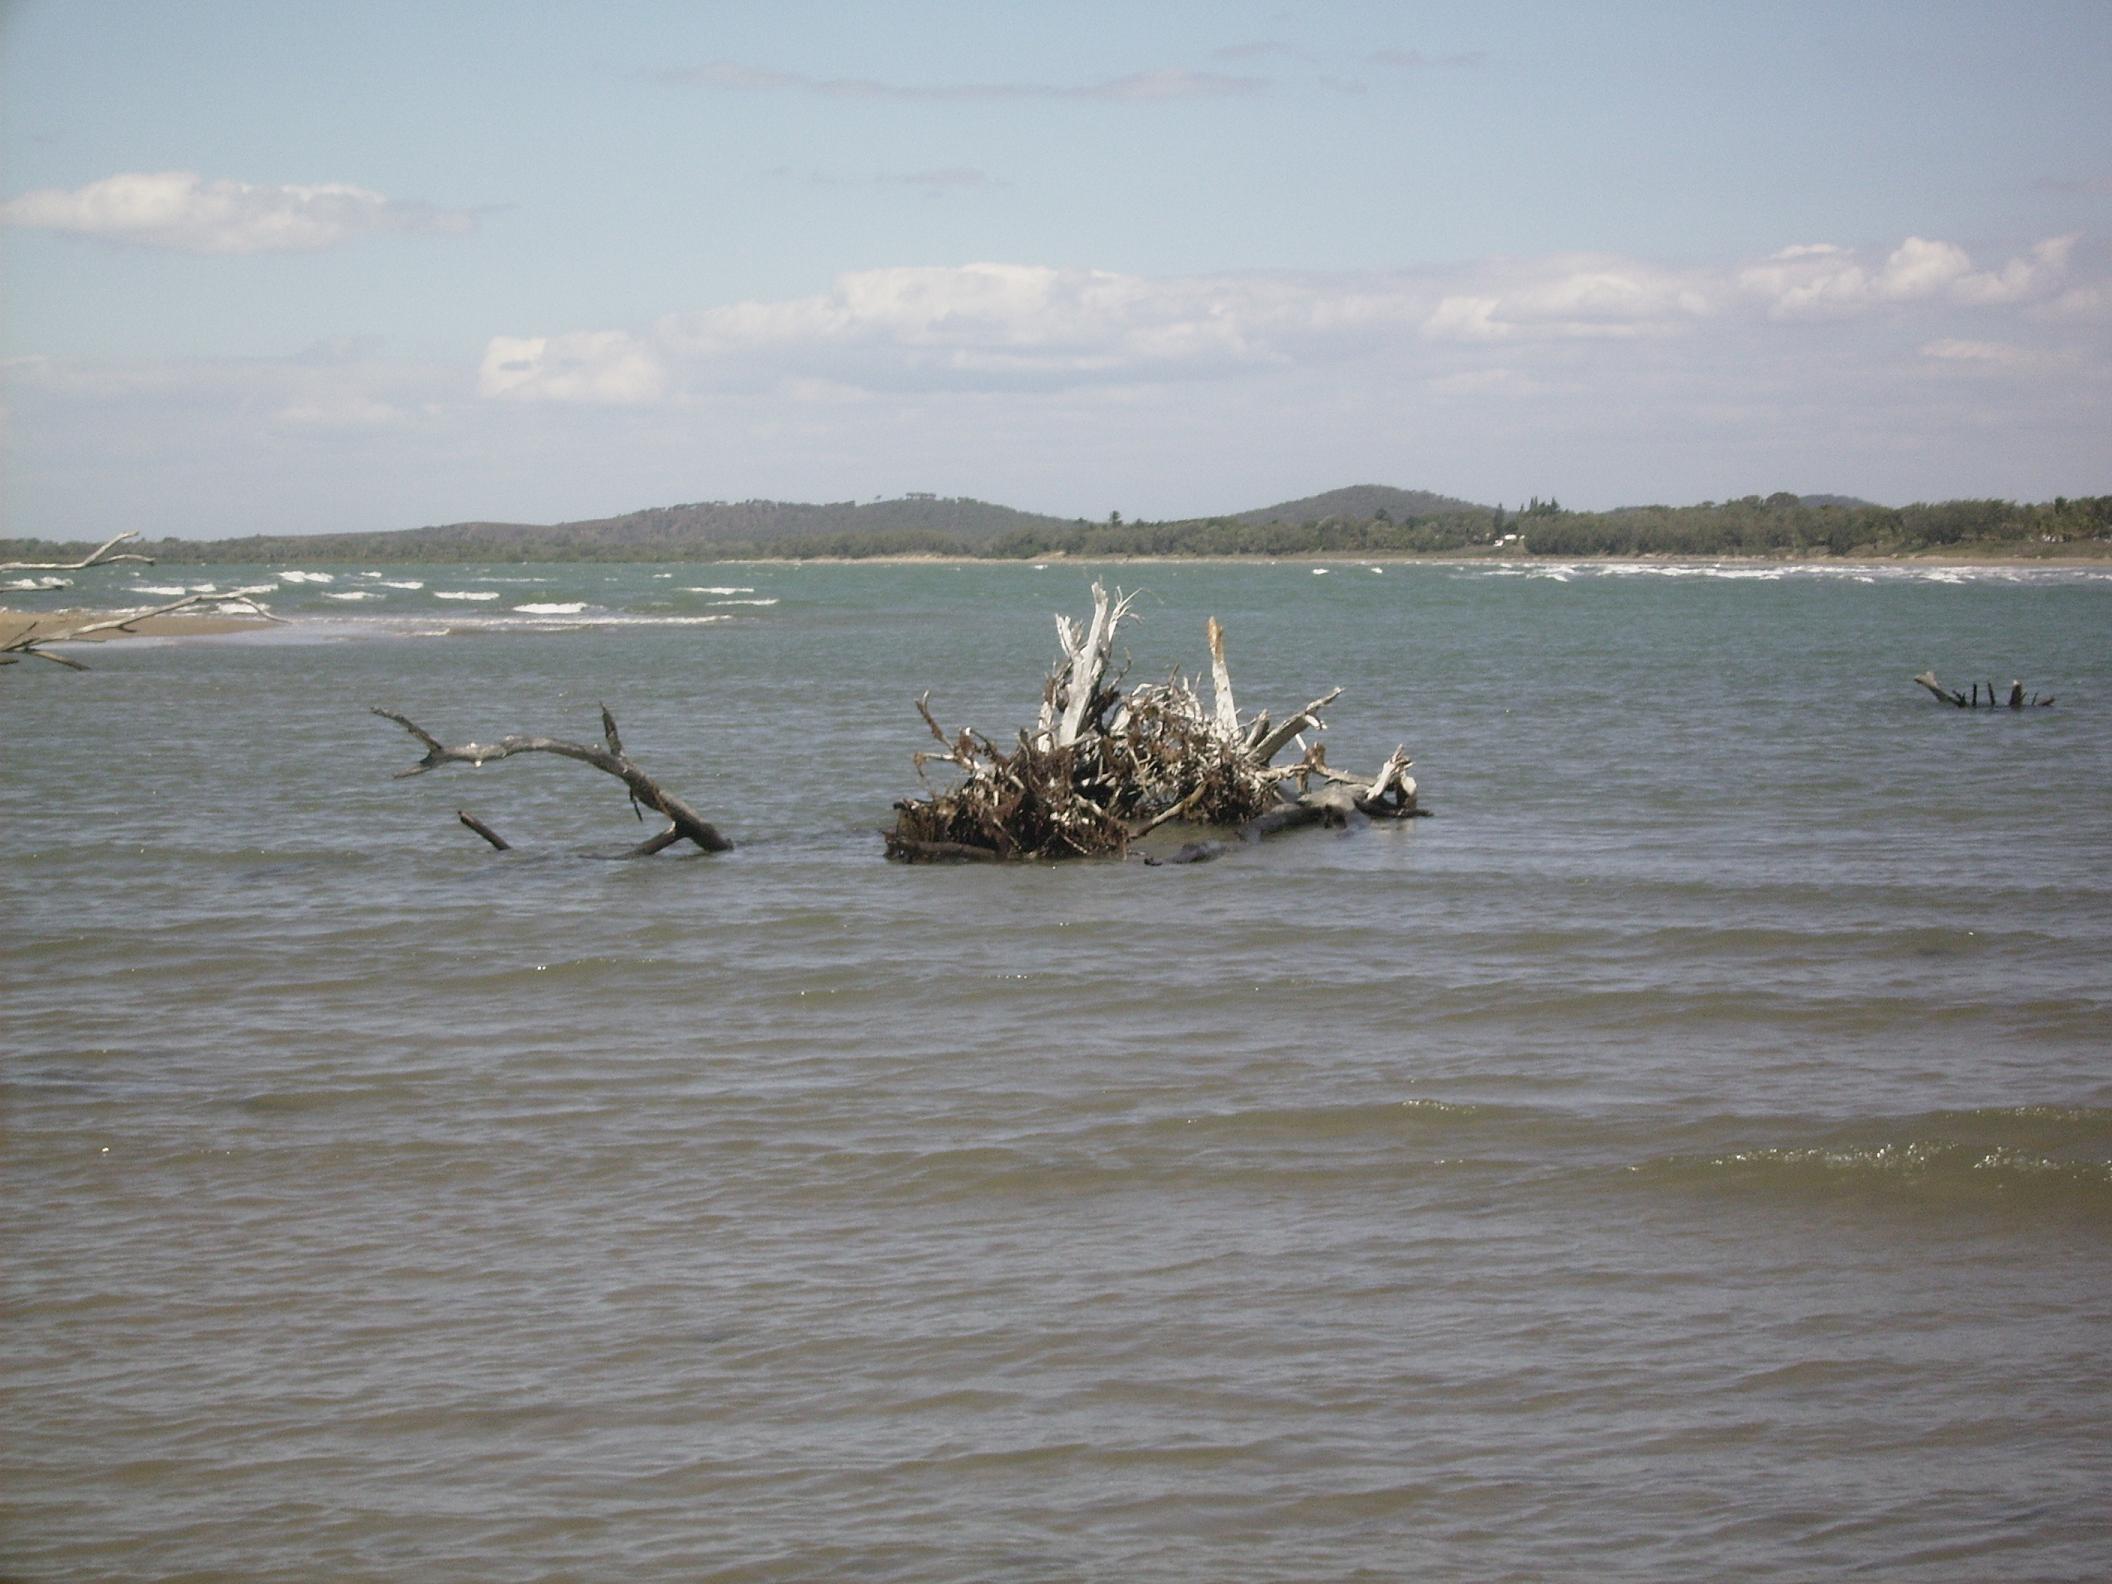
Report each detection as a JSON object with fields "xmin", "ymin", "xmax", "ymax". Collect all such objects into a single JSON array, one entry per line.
[
  {"xmin": 1913, "ymin": 671, "xmax": 2054, "ymax": 709},
  {"xmin": 887, "ymin": 583, "xmax": 1422, "ymax": 862},
  {"xmin": 373, "ymin": 706, "xmax": 732, "ymax": 856},
  {"xmin": 1, "ymin": 587, "xmax": 279, "ymax": 670}
]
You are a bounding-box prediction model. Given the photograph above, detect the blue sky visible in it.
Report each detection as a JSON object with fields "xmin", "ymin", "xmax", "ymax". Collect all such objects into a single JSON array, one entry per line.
[{"xmin": 3, "ymin": 0, "xmax": 2109, "ymax": 537}]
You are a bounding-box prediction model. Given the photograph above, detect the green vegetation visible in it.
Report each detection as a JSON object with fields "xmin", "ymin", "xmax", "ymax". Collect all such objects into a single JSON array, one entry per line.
[
  {"xmin": 5, "ymin": 487, "xmax": 2107, "ymax": 567},
  {"xmin": 1506, "ymin": 494, "xmax": 2112, "ymax": 558}
]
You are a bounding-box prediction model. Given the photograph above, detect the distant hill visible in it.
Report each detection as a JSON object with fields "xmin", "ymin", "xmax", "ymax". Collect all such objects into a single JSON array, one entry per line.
[
  {"xmin": 133, "ymin": 495, "xmax": 1081, "ymax": 564},
  {"xmin": 399, "ymin": 494, "xmax": 1076, "ymax": 553},
  {"xmin": 18, "ymin": 485, "xmax": 2099, "ymax": 567},
  {"xmin": 94, "ymin": 485, "xmax": 1493, "ymax": 563},
  {"xmin": 1225, "ymin": 484, "xmax": 1489, "ymax": 524}
]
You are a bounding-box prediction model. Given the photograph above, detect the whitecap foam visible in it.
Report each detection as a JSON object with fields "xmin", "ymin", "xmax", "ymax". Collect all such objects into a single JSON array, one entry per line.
[
  {"xmin": 381, "ymin": 579, "xmax": 424, "ymax": 590},
  {"xmin": 130, "ymin": 584, "xmax": 190, "ymax": 597},
  {"xmin": 423, "ymin": 612, "xmax": 728, "ymax": 632},
  {"xmin": 685, "ymin": 586, "xmax": 755, "ymax": 595},
  {"xmin": 434, "ymin": 590, "xmax": 500, "ymax": 601},
  {"xmin": 6, "ymin": 576, "xmax": 72, "ymax": 590},
  {"xmin": 709, "ymin": 597, "xmax": 778, "ymax": 606},
  {"xmin": 325, "ymin": 590, "xmax": 381, "ymax": 601},
  {"xmin": 513, "ymin": 602, "xmax": 587, "ymax": 615},
  {"xmin": 277, "ymin": 569, "xmax": 335, "ymax": 584},
  {"xmin": 1311, "ymin": 568, "xmax": 1330, "ymax": 575}
]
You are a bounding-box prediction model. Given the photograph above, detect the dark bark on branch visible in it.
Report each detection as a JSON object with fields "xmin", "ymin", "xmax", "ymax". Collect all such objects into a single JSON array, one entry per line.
[
  {"xmin": 373, "ymin": 706, "xmax": 732, "ymax": 854},
  {"xmin": 457, "ymin": 811, "xmax": 511, "ymax": 851}
]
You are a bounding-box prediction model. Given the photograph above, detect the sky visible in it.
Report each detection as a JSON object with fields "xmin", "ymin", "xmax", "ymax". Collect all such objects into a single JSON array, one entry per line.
[{"xmin": 2, "ymin": 0, "xmax": 2109, "ymax": 538}]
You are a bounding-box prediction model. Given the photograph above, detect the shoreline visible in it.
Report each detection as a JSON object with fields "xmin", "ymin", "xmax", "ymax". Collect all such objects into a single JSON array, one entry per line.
[
  {"xmin": 3, "ymin": 549, "xmax": 2105, "ymax": 644},
  {"xmin": 7, "ymin": 550, "xmax": 2104, "ymax": 641},
  {"xmin": 727, "ymin": 549, "xmax": 2111, "ymax": 568},
  {"xmin": 0, "ymin": 609, "xmax": 277, "ymax": 649}
]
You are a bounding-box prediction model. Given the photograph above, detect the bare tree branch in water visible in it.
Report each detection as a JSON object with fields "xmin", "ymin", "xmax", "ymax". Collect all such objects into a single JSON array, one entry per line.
[
  {"xmin": 372, "ymin": 706, "xmax": 734, "ymax": 856},
  {"xmin": 1914, "ymin": 671, "xmax": 2054, "ymax": 708}
]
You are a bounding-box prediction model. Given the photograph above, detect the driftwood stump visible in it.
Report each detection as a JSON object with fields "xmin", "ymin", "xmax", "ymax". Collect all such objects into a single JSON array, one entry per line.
[
  {"xmin": 1914, "ymin": 671, "xmax": 2054, "ymax": 709},
  {"xmin": 887, "ymin": 582, "xmax": 1422, "ymax": 861}
]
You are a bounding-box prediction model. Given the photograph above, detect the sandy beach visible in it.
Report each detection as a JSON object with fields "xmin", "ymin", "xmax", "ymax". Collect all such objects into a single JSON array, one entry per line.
[{"xmin": 0, "ymin": 608, "xmax": 276, "ymax": 650}]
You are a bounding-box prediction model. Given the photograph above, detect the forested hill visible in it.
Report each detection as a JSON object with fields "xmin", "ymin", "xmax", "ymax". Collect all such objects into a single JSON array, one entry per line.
[
  {"xmin": 7, "ymin": 488, "xmax": 2108, "ymax": 565},
  {"xmin": 413, "ymin": 494, "xmax": 1076, "ymax": 553},
  {"xmin": 125, "ymin": 495, "xmax": 1079, "ymax": 564},
  {"xmin": 1228, "ymin": 484, "xmax": 1490, "ymax": 524}
]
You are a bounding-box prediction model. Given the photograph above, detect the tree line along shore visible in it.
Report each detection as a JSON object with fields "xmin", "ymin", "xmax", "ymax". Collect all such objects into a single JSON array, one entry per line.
[{"xmin": 6, "ymin": 489, "xmax": 2108, "ymax": 568}]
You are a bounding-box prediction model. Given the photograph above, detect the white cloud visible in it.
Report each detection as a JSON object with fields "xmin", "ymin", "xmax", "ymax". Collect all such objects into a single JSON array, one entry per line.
[
  {"xmin": 1422, "ymin": 295, "xmax": 1509, "ymax": 341},
  {"xmin": 651, "ymin": 263, "xmax": 1350, "ymax": 389},
  {"xmin": 1740, "ymin": 233, "xmax": 2077, "ymax": 319},
  {"xmin": 272, "ymin": 393, "xmax": 407, "ymax": 431},
  {"xmin": 11, "ymin": 230, "xmax": 2097, "ymax": 538},
  {"xmin": 1950, "ymin": 234, "xmax": 2076, "ymax": 304},
  {"xmin": 474, "ymin": 235, "xmax": 2105, "ymax": 407},
  {"xmin": 1918, "ymin": 338, "xmax": 2062, "ymax": 372},
  {"xmin": 0, "ymin": 170, "xmax": 475, "ymax": 254},
  {"xmin": 478, "ymin": 333, "xmax": 667, "ymax": 404},
  {"xmin": 1412, "ymin": 257, "xmax": 1715, "ymax": 346},
  {"xmin": 1876, "ymin": 236, "xmax": 1973, "ymax": 299},
  {"xmin": 2030, "ymin": 281, "xmax": 2112, "ymax": 323}
]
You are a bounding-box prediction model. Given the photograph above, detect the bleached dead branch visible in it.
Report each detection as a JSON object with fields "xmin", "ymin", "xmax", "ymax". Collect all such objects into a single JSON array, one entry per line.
[
  {"xmin": 1, "ymin": 587, "xmax": 279, "ymax": 670},
  {"xmin": 0, "ymin": 531, "xmax": 156, "ymax": 573},
  {"xmin": 888, "ymin": 583, "xmax": 1422, "ymax": 861}
]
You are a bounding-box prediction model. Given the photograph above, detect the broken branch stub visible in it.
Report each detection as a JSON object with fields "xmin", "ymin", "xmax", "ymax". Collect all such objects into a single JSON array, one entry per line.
[
  {"xmin": 887, "ymin": 584, "xmax": 1422, "ymax": 862},
  {"xmin": 373, "ymin": 706, "xmax": 732, "ymax": 855}
]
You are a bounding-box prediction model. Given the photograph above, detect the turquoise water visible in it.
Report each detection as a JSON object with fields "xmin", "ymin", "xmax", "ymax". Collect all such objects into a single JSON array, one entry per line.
[{"xmin": 5, "ymin": 560, "xmax": 2109, "ymax": 1580}]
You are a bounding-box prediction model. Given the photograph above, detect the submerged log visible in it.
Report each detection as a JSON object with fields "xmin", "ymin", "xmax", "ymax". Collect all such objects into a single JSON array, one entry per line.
[
  {"xmin": 887, "ymin": 583, "xmax": 1423, "ymax": 861},
  {"xmin": 1913, "ymin": 671, "xmax": 2053, "ymax": 708},
  {"xmin": 457, "ymin": 810, "xmax": 512, "ymax": 851},
  {"xmin": 374, "ymin": 706, "xmax": 732, "ymax": 855}
]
